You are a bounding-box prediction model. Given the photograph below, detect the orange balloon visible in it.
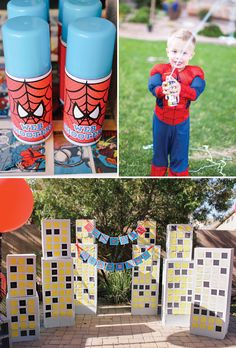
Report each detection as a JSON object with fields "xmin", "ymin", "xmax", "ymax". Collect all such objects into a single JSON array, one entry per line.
[{"xmin": 0, "ymin": 179, "xmax": 34, "ymax": 233}]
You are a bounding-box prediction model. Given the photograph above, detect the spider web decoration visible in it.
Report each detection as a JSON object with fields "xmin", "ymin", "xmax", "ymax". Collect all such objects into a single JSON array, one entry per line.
[
  {"xmin": 63, "ymin": 72, "xmax": 111, "ymax": 145},
  {"xmin": 6, "ymin": 71, "xmax": 53, "ymax": 143}
]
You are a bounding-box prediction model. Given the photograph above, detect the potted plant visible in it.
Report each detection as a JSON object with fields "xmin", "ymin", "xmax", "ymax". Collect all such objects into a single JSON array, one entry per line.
[{"xmin": 162, "ymin": 0, "xmax": 182, "ymax": 20}]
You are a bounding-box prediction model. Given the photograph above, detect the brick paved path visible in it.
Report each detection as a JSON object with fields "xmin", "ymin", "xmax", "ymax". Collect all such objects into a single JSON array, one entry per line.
[{"xmin": 13, "ymin": 306, "xmax": 236, "ymax": 348}]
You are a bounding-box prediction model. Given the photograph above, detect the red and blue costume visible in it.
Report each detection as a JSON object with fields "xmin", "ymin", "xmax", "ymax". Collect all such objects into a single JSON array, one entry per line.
[{"xmin": 148, "ymin": 63, "xmax": 205, "ymax": 176}]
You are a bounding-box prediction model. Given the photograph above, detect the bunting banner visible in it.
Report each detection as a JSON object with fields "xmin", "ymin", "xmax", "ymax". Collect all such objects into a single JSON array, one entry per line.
[
  {"xmin": 76, "ymin": 244, "xmax": 154, "ymax": 272},
  {"xmin": 83, "ymin": 222, "xmax": 148, "ymax": 245}
]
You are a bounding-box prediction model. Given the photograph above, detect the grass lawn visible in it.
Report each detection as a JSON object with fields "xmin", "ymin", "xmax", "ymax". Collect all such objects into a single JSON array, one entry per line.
[{"xmin": 119, "ymin": 38, "xmax": 236, "ymax": 176}]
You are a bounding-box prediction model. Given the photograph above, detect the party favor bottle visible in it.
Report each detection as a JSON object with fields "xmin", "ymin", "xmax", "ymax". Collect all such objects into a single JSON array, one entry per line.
[
  {"xmin": 58, "ymin": 0, "xmax": 65, "ymax": 49},
  {"xmin": 7, "ymin": 0, "xmax": 48, "ymax": 22},
  {"xmin": 59, "ymin": 0, "xmax": 102, "ymax": 103},
  {"xmin": 2, "ymin": 16, "xmax": 52, "ymax": 144},
  {"xmin": 63, "ymin": 17, "xmax": 116, "ymax": 146}
]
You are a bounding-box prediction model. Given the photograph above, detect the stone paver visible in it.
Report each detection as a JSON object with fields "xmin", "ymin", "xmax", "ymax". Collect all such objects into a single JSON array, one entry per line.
[{"xmin": 12, "ymin": 306, "xmax": 236, "ymax": 348}]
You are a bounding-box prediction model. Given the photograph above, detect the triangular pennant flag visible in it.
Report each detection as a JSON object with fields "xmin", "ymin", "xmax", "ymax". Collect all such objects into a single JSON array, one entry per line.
[
  {"xmin": 84, "ymin": 222, "xmax": 95, "ymax": 232},
  {"xmin": 87, "ymin": 256, "xmax": 97, "ymax": 266},
  {"xmin": 133, "ymin": 255, "xmax": 143, "ymax": 265},
  {"xmin": 128, "ymin": 230, "xmax": 138, "ymax": 241},
  {"xmin": 110, "ymin": 237, "xmax": 119, "ymax": 245},
  {"xmin": 92, "ymin": 228, "xmax": 101, "ymax": 239},
  {"xmin": 80, "ymin": 250, "xmax": 90, "ymax": 261},
  {"xmin": 119, "ymin": 235, "xmax": 129, "ymax": 245},
  {"xmin": 115, "ymin": 262, "xmax": 125, "ymax": 271},
  {"xmin": 106, "ymin": 263, "xmax": 115, "ymax": 271},
  {"xmin": 125, "ymin": 259, "xmax": 135, "ymax": 269},
  {"xmin": 141, "ymin": 250, "xmax": 151, "ymax": 261},
  {"xmin": 99, "ymin": 233, "xmax": 109, "ymax": 244},
  {"xmin": 136, "ymin": 225, "xmax": 146, "ymax": 235},
  {"xmin": 96, "ymin": 260, "xmax": 106, "ymax": 270}
]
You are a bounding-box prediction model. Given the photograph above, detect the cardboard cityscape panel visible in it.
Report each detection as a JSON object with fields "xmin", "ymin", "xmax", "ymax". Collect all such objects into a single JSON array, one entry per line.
[
  {"xmin": 71, "ymin": 243, "xmax": 98, "ymax": 314},
  {"xmin": 7, "ymin": 254, "xmax": 37, "ymax": 298},
  {"xmin": 190, "ymin": 248, "xmax": 233, "ymax": 339},
  {"xmin": 6, "ymin": 254, "xmax": 40, "ymax": 343},
  {"xmin": 5, "ymin": 220, "xmax": 233, "ymax": 343},
  {"xmin": 137, "ymin": 220, "xmax": 156, "ymax": 245},
  {"xmin": 41, "ymin": 219, "xmax": 71, "ymax": 259},
  {"xmin": 41, "ymin": 258, "xmax": 75, "ymax": 328},
  {"xmin": 162, "ymin": 259, "xmax": 194, "ymax": 326},
  {"xmin": 41, "ymin": 219, "xmax": 75, "ymax": 328},
  {"xmin": 6, "ymin": 295, "xmax": 40, "ymax": 343},
  {"xmin": 166, "ymin": 224, "xmax": 193, "ymax": 260},
  {"xmin": 162, "ymin": 224, "xmax": 194, "ymax": 327},
  {"xmin": 131, "ymin": 245, "xmax": 161, "ymax": 315}
]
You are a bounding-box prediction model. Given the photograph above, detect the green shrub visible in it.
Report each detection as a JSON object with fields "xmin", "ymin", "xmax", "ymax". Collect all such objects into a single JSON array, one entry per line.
[
  {"xmin": 198, "ymin": 24, "xmax": 224, "ymax": 38},
  {"xmin": 198, "ymin": 8, "xmax": 212, "ymax": 22},
  {"xmin": 129, "ymin": 6, "xmax": 150, "ymax": 24},
  {"xmin": 133, "ymin": 0, "xmax": 162, "ymax": 9},
  {"xmin": 100, "ymin": 271, "xmax": 132, "ymax": 304},
  {"xmin": 119, "ymin": 2, "xmax": 132, "ymax": 20}
]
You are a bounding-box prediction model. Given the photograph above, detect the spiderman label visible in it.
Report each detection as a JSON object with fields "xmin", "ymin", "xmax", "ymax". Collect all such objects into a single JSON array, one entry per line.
[
  {"xmin": 6, "ymin": 70, "xmax": 53, "ymax": 144},
  {"xmin": 63, "ymin": 70, "xmax": 111, "ymax": 146}
]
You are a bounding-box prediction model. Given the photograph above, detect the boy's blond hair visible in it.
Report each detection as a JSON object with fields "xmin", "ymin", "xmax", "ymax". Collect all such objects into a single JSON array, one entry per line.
[{"xmin": 167, "ymin": 29, "xmax": 196, "ymax": 47}]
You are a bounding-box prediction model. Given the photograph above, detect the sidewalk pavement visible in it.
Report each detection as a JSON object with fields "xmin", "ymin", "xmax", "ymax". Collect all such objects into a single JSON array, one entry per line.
[
  {"xmin": 13, "ymin": 305, "xmax": 236, "ymax": 348},
  {"xmin": 119, "ymin": 11, "xmax": 236, "ymax": 46}
]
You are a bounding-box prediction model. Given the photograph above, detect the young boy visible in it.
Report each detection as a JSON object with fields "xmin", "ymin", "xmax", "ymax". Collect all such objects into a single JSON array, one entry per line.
[{"xmin": 148, "ymin": 29, "xmax": 206, "ymax": 176}]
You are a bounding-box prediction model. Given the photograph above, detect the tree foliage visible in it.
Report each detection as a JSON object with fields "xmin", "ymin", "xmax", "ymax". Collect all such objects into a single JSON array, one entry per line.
[{"xmin": 29, "ymin": 178, "xmax": 236, "ymax": 263}]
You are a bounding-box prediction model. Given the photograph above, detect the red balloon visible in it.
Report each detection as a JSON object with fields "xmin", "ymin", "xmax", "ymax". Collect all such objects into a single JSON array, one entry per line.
[{"xmin": 0, "ymin": 179, "xmax": 34, "ymax": 233}]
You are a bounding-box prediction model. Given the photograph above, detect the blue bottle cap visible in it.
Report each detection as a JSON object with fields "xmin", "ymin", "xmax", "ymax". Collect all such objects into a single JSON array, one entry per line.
[
  {"xmin": 58, "ymin": 0, "xmax": 65, "ymax": 23},
  {"xmin": 66, "ymin": 17, "xmax": 116, "ymax": 79},
  {"xmin": 62, "ymin": 0, "xmax": 102, "ymax": 43},
  {"xmin": 45, "ymin": 0, "xmax": 50, "ymax": 11},
  {"xmin": 44, "ymin": 0, "xmax": 50, "ymax": 21},
  {"xmin": 2, "ymin": 16, "xmax": 51, "ymax": 78},
  {"xmin": 7, "ymin": 0, "xmax": 48, "ymax": 22}
]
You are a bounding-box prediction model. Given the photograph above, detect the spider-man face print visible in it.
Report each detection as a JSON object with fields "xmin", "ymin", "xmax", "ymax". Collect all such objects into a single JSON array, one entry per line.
[
  {"xmin": 63, "ymin": 71, "xmax": 111, "ymax": 145},
  {"xmin": 6, "ymin": 71, "xmax": 53, "ymax": 144}
]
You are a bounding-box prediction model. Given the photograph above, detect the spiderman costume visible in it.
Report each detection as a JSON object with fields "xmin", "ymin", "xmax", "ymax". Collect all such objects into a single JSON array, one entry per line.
[{"xmin": 148, "ymin": 63, "xmax": 205, "ymax": 176}]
